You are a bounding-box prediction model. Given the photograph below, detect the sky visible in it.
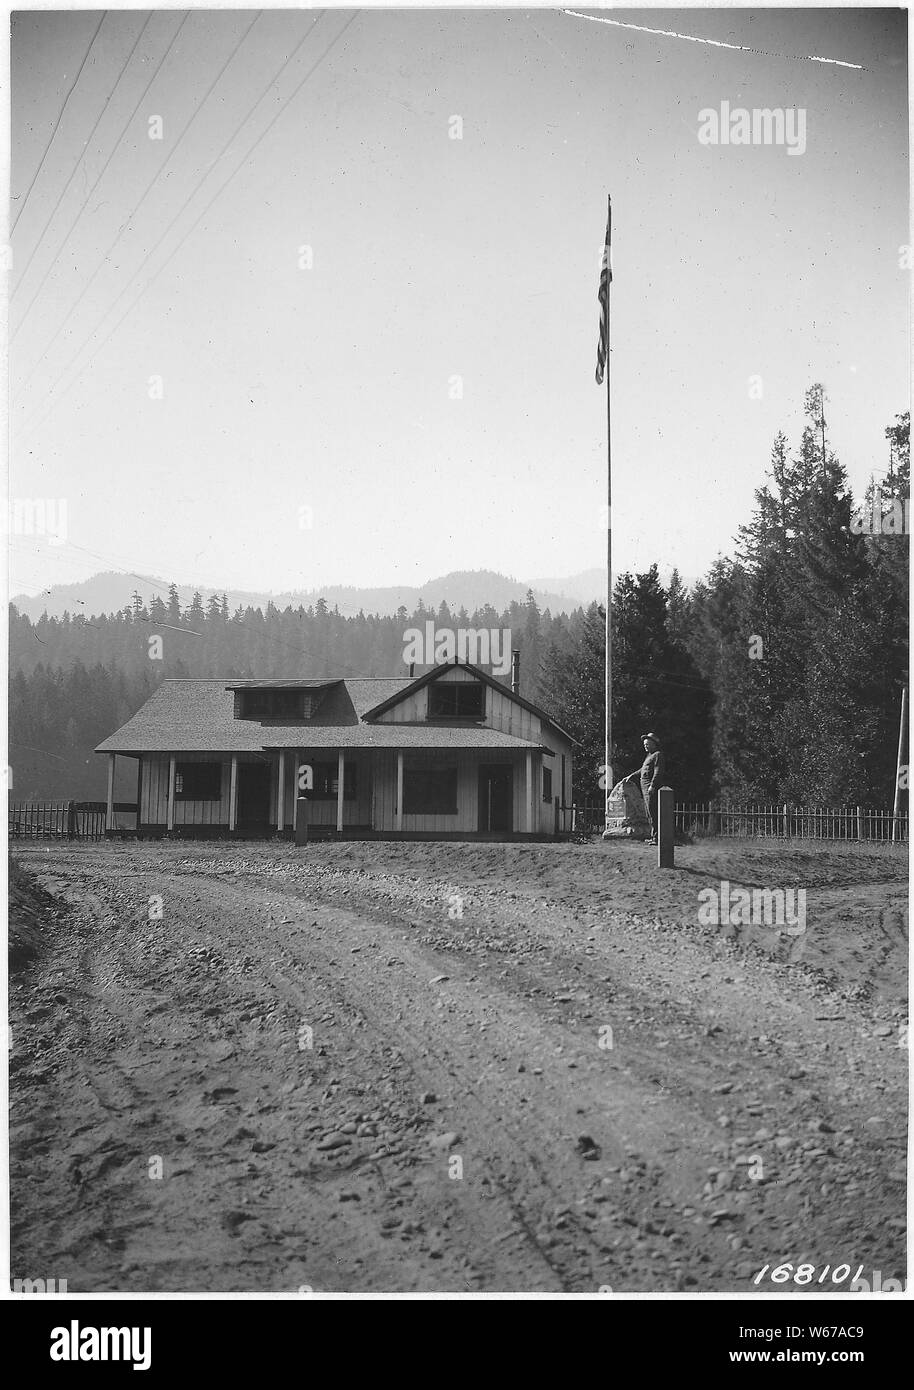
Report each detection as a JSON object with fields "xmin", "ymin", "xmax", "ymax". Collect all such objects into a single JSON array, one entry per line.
[{"xmin": 7, "ymin": 5, "xmax": 910, "ymax": 600}]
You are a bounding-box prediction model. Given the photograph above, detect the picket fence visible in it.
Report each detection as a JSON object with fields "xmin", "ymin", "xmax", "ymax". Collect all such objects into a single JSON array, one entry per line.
[
  {"xmin": 8, "ymin": 801, "xmax": 137, "ymax": 841},
  {"xmin": 568, "ymin": 800, "xmax": 907, "ymax": 843}
]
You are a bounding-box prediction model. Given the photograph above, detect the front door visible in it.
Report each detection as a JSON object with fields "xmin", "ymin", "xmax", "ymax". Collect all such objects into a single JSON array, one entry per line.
[
  {"xmin": 237, "ymin": 762, "xmax": 271, "ymax": 828},
  {"xmin": 478, "ymin": 764, "xmax": 513, "ymax": 833}
]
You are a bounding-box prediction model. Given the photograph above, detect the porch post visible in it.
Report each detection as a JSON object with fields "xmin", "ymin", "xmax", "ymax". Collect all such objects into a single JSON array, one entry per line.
[
  {"xmin": 229, "ymin": 756, "xmax": 238, "ymax": 832},
  {"xmin": 337, "ymin": 751, "xmax": 345, "ymax": 833},
  {"xmin": 292, "ymin": 750, "xmax": 300, "ymax": 832},
  {"xmin": 396, "ymin": 752, "xmax": 404, "ymax": 832},
  {"xmin": 526, "ymin": 751, "xmax": 533, "ymax": 833},
  {"xmin": 106, "ymin": 753, "xmax": 116, "ymax": 831},
  {"xmin": 277, "ymin": 750, "xmax": 286, "ymax": 833},
  {"xmin": 166, "ymin": 755, "xmax": 175, "ymax": 831}
]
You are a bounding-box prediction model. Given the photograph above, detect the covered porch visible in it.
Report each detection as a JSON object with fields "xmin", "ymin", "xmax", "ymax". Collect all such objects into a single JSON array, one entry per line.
[{"xmin": 107, "ymin": 743, "xmax": 555, "ymax": 839}]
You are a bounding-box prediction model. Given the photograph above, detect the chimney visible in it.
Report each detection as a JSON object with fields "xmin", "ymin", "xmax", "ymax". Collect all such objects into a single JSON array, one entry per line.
[{"xmin": 511, "ymin": 649, "xmax": 520, "ymax": 695}]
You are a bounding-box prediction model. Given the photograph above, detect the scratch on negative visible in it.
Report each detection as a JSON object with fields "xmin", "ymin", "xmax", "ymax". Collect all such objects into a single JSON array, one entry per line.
[{"xmin": 561, "ymin": 10, "xmax": 865, "ymax": 71}]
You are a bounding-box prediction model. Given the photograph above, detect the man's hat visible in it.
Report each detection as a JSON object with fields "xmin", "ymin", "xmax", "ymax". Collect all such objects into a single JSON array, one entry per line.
[{"xmin": 641, "ymin": 731, "xmax": 661, "ymax": 744}]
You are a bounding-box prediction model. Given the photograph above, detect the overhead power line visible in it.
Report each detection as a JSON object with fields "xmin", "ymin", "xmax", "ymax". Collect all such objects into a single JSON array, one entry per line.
[
  {"xmin": 16, "ymin": 10, "xmax": 359, "ymax": 446},
  {"xmin": 16, "ymin": 10, "xmax": 322, "ymax": 431},
  {"xmin": 16, "ymin": 9, "xmax": 262, "ymax": 400},
  {"xmin": 13, "ymin": 12, "xmax": 154, "ymax": 302},
  {"xmin": 12, "ymin": 10, "xmax": 164, "ymax": 335},
  {"xmin": 11, "ymin": 12, "xmax": 107, "ymax": 234}
]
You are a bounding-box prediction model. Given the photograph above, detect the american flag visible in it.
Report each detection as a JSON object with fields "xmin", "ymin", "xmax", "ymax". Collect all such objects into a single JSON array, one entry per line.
[{"xmin": 595, "ymin": 200, "xmax": 612, "ymax": 385}]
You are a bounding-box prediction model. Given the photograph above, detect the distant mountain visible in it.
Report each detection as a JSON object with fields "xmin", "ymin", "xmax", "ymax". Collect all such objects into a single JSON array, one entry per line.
[
  {"xmin": 11, "ymin": 568, "xmax": 587, "ymax": 623},
  {"xmin": 531, "ymin": 569, "xmax": 606, "ymax": 606}
]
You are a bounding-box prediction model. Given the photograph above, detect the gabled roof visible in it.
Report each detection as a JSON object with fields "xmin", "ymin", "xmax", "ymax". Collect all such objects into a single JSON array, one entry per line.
[
  {"xmin": 95, "ymin": 676, "xmax": 550, "ymax": 755},
  {"xmin": 363, "ymin": 660, "xmax": 576, "ymax": 743}
]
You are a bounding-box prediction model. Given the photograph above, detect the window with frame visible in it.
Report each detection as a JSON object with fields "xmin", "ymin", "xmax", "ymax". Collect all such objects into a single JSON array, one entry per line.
[
  {"xmin": 427, "ymin": 682, "xmax": 485, "ymax": 720},
  {"xmin": 175, "ymin": 761, "xmax": 222, "ymax": 800},
  {"xmin": 239, "ymin": 689, "xmax": 311, "ymax": 720},
  {"xmin": 402, "ymin": 765, "xmax": 458, "ymax": 815},
  {"xmin": 308, "ymin": 760, "xmax": 357, "ymax": 800},
  {"xmin": 542, "ymin": 766, "xmax": 553, "ymax": 802}
]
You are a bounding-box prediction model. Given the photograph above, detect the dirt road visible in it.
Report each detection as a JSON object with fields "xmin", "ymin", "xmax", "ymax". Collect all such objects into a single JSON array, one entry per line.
[{"xmin": 9, "ymin": 839, "xmax": 907, "ymax": 1293}]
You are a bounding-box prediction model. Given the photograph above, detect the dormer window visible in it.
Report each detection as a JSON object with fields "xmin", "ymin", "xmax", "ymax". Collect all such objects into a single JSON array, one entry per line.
[
  {"xmin": 428, "ymin": 682, "xmax": 485, "ymax": 720},
  {"xmin": 238, "ymin": 690, "xmax": 313, "ymax": 720}
]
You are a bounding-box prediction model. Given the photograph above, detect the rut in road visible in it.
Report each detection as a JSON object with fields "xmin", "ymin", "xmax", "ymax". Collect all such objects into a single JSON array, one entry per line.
[{"xmin": 10, "ymin": 843, "xmax": 907, "ymax": 1293}]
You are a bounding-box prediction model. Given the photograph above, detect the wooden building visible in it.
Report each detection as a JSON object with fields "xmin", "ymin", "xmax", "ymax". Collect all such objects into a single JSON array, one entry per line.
[{"xmin": 95, "ymin": 661, "xmax": 575, "ymax": 840}]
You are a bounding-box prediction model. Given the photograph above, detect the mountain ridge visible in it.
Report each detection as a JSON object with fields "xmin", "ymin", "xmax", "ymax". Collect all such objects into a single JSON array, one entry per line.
[{"xmin": 11, "ymin": 568, "xmax": 605, "ymax": 623}]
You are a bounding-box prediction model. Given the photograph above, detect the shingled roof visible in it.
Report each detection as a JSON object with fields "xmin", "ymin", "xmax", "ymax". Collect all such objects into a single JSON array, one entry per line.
[{"xmin": 95, "ymin": 678, "xmax": 550, "ymax": 755}]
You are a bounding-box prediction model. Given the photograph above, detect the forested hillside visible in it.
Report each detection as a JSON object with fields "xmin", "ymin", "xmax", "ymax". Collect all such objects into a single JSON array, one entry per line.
[
  {"xmin": 538, "ymin": 393, "xmax": 909, "ymax": 809},
  {"xmin": 8, "ymin": 591, "xmax": 578, "ymax": 799},
  {"xmin": 9, "ymin": 390, "xmax": 908, "ymax": 812}
]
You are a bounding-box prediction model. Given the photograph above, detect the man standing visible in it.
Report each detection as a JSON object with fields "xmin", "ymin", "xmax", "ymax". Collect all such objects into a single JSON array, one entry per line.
[{"xmin": 638, "ymin": 732, "xmax": 665, "ymax": 845}]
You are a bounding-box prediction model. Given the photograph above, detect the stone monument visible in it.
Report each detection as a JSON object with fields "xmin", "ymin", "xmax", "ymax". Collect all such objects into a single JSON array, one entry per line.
[{"xmin": 602, "ymin": 775, "xmax": 652, "ymax": 839}]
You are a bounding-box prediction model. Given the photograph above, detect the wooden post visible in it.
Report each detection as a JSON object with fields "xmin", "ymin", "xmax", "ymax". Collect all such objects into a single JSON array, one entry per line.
[
  {"xmin": 292, "ymin": 750, "xmax": 300, "ymax": 832},
  {"xmin": 276, "ymin": 751, "xmax": 286, "ymax": 835},
  {"xmin": 782, "ymin": 802, "xmax": 789, "ymax": 838},
  {"xmin": 294, "ymin": 752, "xmax": 309, "ymax": 846},
  {"xmin": 105, "ymin": 754, "xmax": 116, "ymax": 831},
  {"xmin": 396, "ymin": 753, "xmax": 404, "ymax": 833},
  {"xmin": 708, "ymin": 801, "xmax": 718, "ymax": 837},
  {"xmin": 892, "ymin": 685, "xmax": 907, "ymax": 842},
  {"xmin": 166, "ymin": 756, "xmax": 175, "ymax": 832},
  {"xmin": 229, "ymin": 756, "xmax": 238, "ymax": 832},
  {"xmin": 657, "ymin": 786, "xmax": 674, "ymax": 868},
  {"xmin": 337, "ymin": 751, "xmax": 345, "ymax": 834},
  {"xmin": 526, "ymin": 752, "xmax": 534, "ymax": 833}
]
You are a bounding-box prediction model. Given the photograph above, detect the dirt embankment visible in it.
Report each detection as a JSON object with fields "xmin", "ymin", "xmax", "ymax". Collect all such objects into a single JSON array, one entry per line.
[{"xmin": 9, "ymin": 839, "xmax": 907, "ymax": 1293}]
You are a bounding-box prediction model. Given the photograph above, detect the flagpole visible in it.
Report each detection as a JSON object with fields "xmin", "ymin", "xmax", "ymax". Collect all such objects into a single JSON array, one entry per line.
[
  {"xmin": 892, "ymin": 684, "xmax": 907, "ymax": 842},
  {"xmin": 603, "ymin": 194, "xmax": 613, "ymax": 833}
]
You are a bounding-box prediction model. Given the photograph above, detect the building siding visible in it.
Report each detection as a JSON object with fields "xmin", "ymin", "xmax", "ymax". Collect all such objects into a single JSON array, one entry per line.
[
  {"xmin": 376, "ymin": 667, "xmax": 543, "ymax": 744},
  {"xmin": 140, "ymin": 751, "xmax": 377, "ymax": 828},
  {"xmin": 133, "ymin": 672, "xmax": 573, "ymax": 835},
  {"xmin": 140, "ymin": 752, "xmax": 236, "ymax": 826},
  {"xmin": 290, "ymin": 750, "xmax": 373, "ymax": 827}
]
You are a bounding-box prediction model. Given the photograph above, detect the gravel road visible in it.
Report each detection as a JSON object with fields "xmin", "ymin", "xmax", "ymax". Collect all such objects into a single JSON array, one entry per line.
[{"xmin": 9, "ymin": 838, "xmax": 907, "ymax": 1293}]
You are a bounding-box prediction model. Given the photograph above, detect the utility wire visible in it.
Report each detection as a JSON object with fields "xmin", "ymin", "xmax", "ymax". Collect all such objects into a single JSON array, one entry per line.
[
  {"xmin": 11, "ymin": 12, "xmax": 152, "ymax": 315},
  {"xmin": 11, "ymin": 12, "xmax": 107, "ymax": 234},
  {"xmin": 17, "ymin": 10, "xmax": 261, "ymax": 400},
  {"xmin": 11, "ymin": 12, "xmax": 184, "ymax": 347},
  {"xmin": 14, "ymin": 14, "xmax": 190, "ymax": 344},
  {"xmin": 16, "ymin": 10, "xmax": 324, "ymax": 437},
  {"xmin": 17, "ymin": 10, "xmax": 358, "ymax": 446}
]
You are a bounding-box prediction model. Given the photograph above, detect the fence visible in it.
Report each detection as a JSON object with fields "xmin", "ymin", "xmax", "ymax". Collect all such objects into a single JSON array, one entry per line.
[
  {"xmin": 8, "ymin": 801, "xmax": 137, "ymax": 841},
  {"xmin": 675, "ymin": 801, "xmax": 907, "ymax": 843},
  {"xmin": 564, "ymin": 800, "xmax": 907, "ymax": 843}
]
